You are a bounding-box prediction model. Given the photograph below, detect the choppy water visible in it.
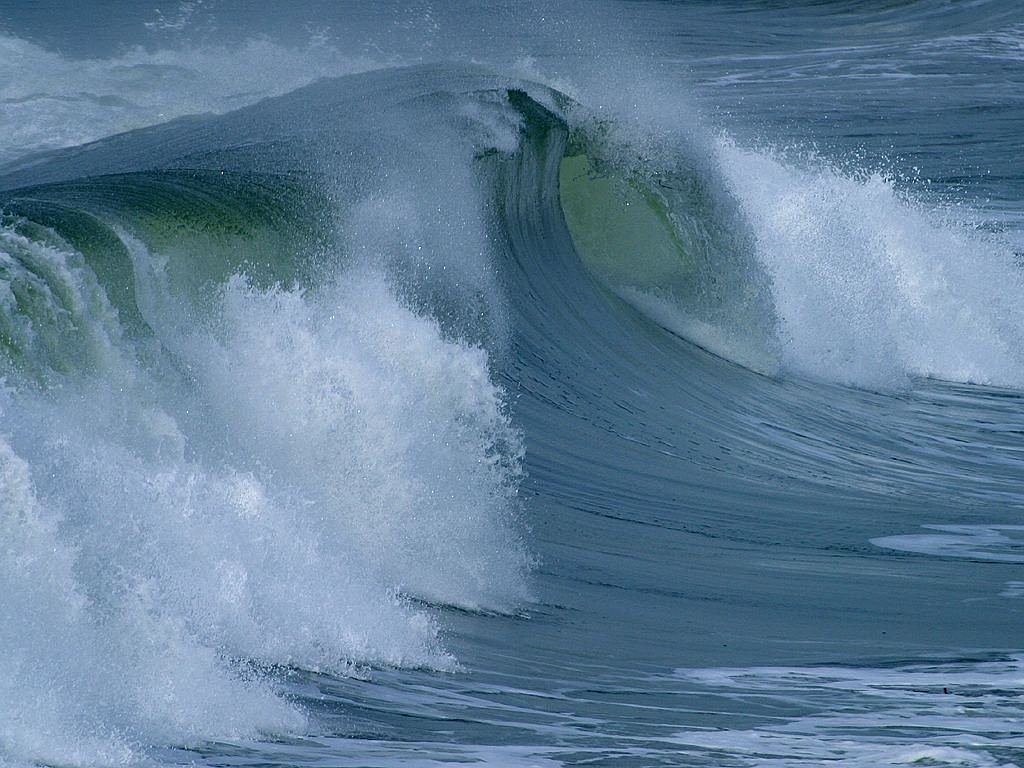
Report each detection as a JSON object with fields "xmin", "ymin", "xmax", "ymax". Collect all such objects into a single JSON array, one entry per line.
[{"xmin": 1, "ymin": 2, "xmax": 1023, "ymax": 766}]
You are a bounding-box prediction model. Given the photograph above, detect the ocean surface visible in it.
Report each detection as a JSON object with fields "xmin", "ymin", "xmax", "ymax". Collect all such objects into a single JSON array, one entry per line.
[{"xmin": 1, "ymin": 1, "xmax": 1023, "ymax": 766}]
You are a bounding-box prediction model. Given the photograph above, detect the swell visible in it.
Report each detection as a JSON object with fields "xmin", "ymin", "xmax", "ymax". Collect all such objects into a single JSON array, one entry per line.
[
  {"xmin": 1, "ymin": 64, "xmax": 1023, "ymax": 767},
  {"xmin": 2, "ymin": 63, "xmax": 1022, "ymax": 653}
]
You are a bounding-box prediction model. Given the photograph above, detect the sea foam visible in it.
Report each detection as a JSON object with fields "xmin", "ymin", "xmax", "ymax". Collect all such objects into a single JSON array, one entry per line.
[{"xmin": 0, "ymin": 225, "xmax": 528, "ymax": 764}]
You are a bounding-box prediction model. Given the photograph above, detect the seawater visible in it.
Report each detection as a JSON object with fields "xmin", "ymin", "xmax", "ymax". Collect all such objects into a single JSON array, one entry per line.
[{"xmin": 1, "ymin": 2, "xmax": 1023, "ymax": 766}]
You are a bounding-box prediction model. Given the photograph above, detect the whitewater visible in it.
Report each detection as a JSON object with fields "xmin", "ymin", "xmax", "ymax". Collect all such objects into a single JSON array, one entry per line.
[{"xmin": 1, "ymin": 2, "xmax": 1023, "ymax": 766}]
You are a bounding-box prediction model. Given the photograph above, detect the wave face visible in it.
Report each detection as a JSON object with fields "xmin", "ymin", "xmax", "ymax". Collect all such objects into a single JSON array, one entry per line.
[{"xmin": 2, "ymin": 3, "xmax": 1024, "ymax": 767}]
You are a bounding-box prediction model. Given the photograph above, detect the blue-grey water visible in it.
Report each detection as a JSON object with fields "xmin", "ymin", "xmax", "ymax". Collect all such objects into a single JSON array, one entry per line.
[{"xmin": 1, "ymin": 2, "xmax": 1023, "ymax": 766}]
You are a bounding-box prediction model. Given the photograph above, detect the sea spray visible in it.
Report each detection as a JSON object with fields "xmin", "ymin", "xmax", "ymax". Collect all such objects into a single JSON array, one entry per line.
[
  {"xmin": 715, "ymin": 139, "xmax": 1024, "ymax": 388},
  {"xmin": 0, "ymin": 217, "xmax": 529, "ymax": 764}
]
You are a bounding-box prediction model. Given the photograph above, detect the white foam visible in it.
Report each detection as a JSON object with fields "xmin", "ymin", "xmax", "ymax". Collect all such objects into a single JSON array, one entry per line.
[
  {"xmin": 715, "ymin": 139, "xmax": 1024, "ymax": 389},
  {"xmin": 0, "ymin": 227, "xmax": 528, "ymax": 764},
  {"xmin": 175, "ymin": 268, "xmax": 531, "ymax": 614},
  {"xmin": 0, "ymin": 432, "xmax": 305, "ymax": 767}
]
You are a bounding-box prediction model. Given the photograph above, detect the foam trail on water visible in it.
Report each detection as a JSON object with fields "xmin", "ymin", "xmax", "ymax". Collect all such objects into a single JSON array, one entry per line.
[{"xmin": 672, "ymin": 657, "xmax": 1024, "ymax": 767}]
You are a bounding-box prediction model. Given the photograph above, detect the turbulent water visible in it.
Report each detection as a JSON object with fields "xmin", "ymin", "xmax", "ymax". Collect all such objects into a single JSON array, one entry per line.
[{"xmin": 1, "ymin": 1, "xmax": 1023, "ymax": 766}]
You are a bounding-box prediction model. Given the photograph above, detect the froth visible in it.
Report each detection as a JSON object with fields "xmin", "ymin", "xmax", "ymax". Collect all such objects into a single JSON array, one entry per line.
[
  {"xmin": 0, "ymin": 432, "xmax": 305, "ymax": 767},
  {"xmin": 178, "ymin": 268, "xmax": 531, "ymax": 614},
  {"xmin": 0, "ymin": 228, "xmax": 529, "ymax": 764},
  {"xmin": 716, "ymin": 139, "xmax": 1024, "ymax": 389}
]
